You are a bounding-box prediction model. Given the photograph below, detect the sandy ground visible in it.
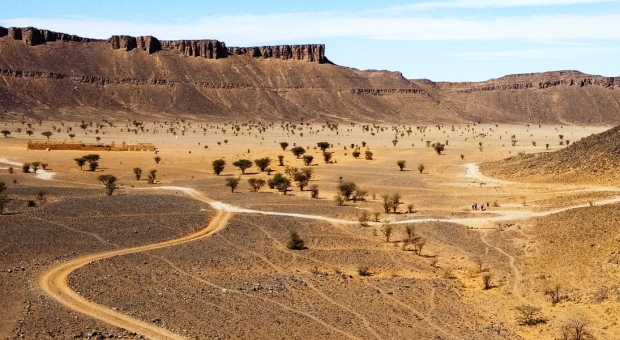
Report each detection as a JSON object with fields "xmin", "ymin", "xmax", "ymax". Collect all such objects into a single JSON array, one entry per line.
[{"xmin": 1, "ymin": 119, "xmax": 618, "ymax": 339}]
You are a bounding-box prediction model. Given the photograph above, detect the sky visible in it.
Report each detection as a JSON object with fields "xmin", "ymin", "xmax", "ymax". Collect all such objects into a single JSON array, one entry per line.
[{"xmin": 1, "ymin": 0, "xmax": 619, "ymax": 81}]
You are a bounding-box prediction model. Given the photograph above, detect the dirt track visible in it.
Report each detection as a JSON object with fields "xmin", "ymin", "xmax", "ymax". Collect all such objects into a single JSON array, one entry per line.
[{"xmin": 38, "ymin": 202, "xmax": 232, "ymax": 340}]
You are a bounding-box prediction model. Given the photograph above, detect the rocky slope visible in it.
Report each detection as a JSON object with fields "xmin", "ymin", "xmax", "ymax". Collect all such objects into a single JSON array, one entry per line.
[
  {"xmin": 480, "ymin": 125, "xmax": 620, "ymax": 183},
  {"xmin": 1, "ymin": 26, "xmax": 620, "ymax": 123}
]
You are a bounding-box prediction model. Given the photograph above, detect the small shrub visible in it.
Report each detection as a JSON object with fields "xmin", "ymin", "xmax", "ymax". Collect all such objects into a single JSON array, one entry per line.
[
  {"xmin": 357, "ymin": 266, "xmax": 371, "ymax": 276},
  {"xmin": 381, "ymin": 222, "xmax": 393, "ymax": 243},
  {"xmin": 482, "ymin": 273, "xmax": 492, "ymax": 289},
  {"xmin": 397, "ymin": 160, "xmax": 406, "ymax": 171},
  {"xmin": 287, "ymin": 231, "xmax": 306, "ymax": 250},
  {"xmin": 418, "ymin": 164, "xmax": 425, "ymax": 174},
  {"xmin": 309, "ymin": 185, "xmax": 319, "ymax": 198},
  {"xmin": 515, "ymin": 305, "xmax": 544, "ymax": 326}
]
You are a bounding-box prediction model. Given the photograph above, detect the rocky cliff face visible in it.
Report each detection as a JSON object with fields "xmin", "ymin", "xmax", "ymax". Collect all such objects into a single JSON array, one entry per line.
[
  {"xmin": 0, "ymin": 26, "xmax": 96, "ymax": 46},
  {"xmin": 1, "ymin": 26, "xmax": 326, "ymax": 63},
  {"xmin": 1, "ymin": 26, "xmax": 620, "ymax": 123}
]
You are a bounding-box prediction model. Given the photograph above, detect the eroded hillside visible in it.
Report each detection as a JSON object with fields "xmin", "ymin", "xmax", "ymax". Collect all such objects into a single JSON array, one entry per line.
[{"xmin": 1, "ymin": 26, "xmax": 620, "ymax": 123}]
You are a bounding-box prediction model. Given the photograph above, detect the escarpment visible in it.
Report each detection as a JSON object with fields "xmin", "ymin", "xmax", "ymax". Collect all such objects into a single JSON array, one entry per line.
[
  {"xmin": 2, "ymin": 26, "xmax": 620, "ymax": 123},
  {"xmin": 453, "ymin": 71, "xmax": 620, "ymax": 94},
  {"xmin": 1, "ymin": 26, "xmax": 325, "ymax": 63}
]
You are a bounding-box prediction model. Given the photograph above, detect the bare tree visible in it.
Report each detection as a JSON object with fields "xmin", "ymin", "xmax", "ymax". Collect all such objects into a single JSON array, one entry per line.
[{"xmin": 561, "ymin": 316, "xmax": 589, "ymax": 340}]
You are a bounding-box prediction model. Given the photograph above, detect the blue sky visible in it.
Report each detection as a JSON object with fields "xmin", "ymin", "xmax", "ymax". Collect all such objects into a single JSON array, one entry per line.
[{"xmin": 1, "ymin": 0, "xmax": 619, "ymax": 81}]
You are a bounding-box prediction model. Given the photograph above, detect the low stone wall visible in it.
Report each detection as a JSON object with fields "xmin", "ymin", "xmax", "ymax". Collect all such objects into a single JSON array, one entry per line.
[{"xmin": 27, "ymin": 141, "xmax": 155, "ymax": 151}]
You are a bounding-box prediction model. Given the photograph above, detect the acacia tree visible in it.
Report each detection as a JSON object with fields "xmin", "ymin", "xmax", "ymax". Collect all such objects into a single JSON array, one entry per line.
[
  {"xmin": 254, "ymin": 157, "xmax": 271, "ymax": 172},
  {"xmin": 1, "ymin": 130, "xmax": 10, "ymax": 137},
  {"xmin": 147, "ymin": 169, "xmax": 157, "ymax": 184},
  {"xmin": 434, "ymin": 143, "xmax": 445, "ymax": 155},
  {"xmin": 154, "ymin": 156, "xmax": 162, "ymax": 164},
  {"xmin": 291, "ymin": 146, "xmax": 305, "ymax": 158},
  {"xmin": 133, "ymin": 167, "xmax": 142, "ymax": 180},
  {"xmin": 302, "ymin": 155, "xmax": 314, "ymax": 166},
  {"xmin": 397, "ymin": 160, "xmax": 406, "ymax": 171},
  {"xmin": 337, "ymin": 181, "xmax": 357, "ymax": 201},
  {"xmin": 233, "ymin": 159, "xmax": 253, "ymax": 174},
  {"xmin": 82, "ymin": 154, "xmax": 100, "ymax": 171},
  {"xmin": 212, "ymin": 159, "xmax": 226, "ymax": 175},
  {"xmin": 294, "ymin": 171, "xmax": 310, "ymax": 191},
  {"xmin": 268, "ymin": 173, "xmax": 291, "ymax": 194},
  {"xmin": 277, "ymin": 155, "xmax": 285, "ymax": 166},
  {"xmin": 247, "ymin": 178, "xmax": 266, "ymax": 192},
  {"xmin": 41, "ymin": 131, "xmax": 53, "ymax": 139},
  {"xmin": 317, "ymin": 142, "xmax": 330, "ymax": 152},
  {"xmin": 279, "ymin": 142, "xmax": 289, "ymax": 151},
  {"xmin": 97, "ymin": 174, "xmax": 118, "ymax": 196},
  {"xmin": 322, "ymin": 152, "xmax": 333, "ymax": 164},
  {"xmin": 226, "ymin": 177, "xmax": 240, "ymax": 193},
  {"xmin": 74, "ymin": 158, "xmax": 86, "ymax": 170}
]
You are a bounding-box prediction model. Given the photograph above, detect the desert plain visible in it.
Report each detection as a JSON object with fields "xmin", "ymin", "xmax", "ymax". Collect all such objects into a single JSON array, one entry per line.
[{"xmin": 1, "ymin": 119, "xmax": 619, "ymax": 340}]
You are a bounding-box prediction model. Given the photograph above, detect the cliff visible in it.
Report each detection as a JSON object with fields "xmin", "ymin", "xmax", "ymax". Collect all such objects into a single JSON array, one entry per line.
[
  {"xmin": 0, "ymin": 26, "xmax": 326, "ymax": 63},
  {"xmin": 1, "ymin": 26, "xmax": 619, "ymax": 123}
]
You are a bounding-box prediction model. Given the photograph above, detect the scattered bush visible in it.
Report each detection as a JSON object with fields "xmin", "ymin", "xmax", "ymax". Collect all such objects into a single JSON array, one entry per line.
[
  {"xmin": 291, "ymin": 146, "xmax": 306, "ymax": 158},
  {"xmin": 358, "ymin": 266, "xmax": 371, "ymax": 276},
  {"xmin": 287, "ymin": 231, "xmax": 306, "ymax": 250},
  {"xmin": 309, "ymin": 185, "xmax": 319, "ymax": 198},
  {"xmin": 97, "ymin": 174, "xmax": 118, "ymax": 196},
  {"xmin": 397, "ymin": 160, "xmax": 406, "ymax": 171},
  {"xmin": 254, "ymin": 157, "xmax": 272, "ymax": 172},
  {"xmin": 418, "ymin": 164, "xmax": 425, "ymax": 174},
  {"xmin": 133, "ymin": 167, "xmax": 142, "ymax": 180},
  {"xmin": 247, "ymin": 178, "xmax": 266, "ymax": 192},
  {"xmin": 233, "ymin": 159, "xmax": 253, "ymax": 174},
  {"xmin": 147, "ymin": 169, "xmax": 157, "ymax": 184},
  {"xmin": 515, "ymin": 305, "xmax": 544, "ymax": 326},
  {"xmin": 381, "ymin": 221, "xmax": 393, "ymax": 242},
  {"xmin": 302, "ymin": 155, "xmax": 314, "ymax": 166},
  {"xmin": 212, "ymin": 159, "xmax": 226, "ymax": 175},
  {"xmin": 225, "ymin": 177, "xmax": 240, "ymax": 193}
]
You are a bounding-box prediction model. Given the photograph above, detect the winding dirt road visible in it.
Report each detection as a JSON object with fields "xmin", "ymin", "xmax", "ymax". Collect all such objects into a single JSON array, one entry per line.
[{"xmin": 39, "ymin": 208, "xmax": 232, "ymax": 340}]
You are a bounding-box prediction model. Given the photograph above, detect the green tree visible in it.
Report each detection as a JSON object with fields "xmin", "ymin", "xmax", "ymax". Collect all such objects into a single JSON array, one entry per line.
[
  {"xmin": 212, "ymin": 159, "xmax": 226, "ymax": 175},
  {"xmin": 309, "ymin": 185, "xmax": 319, "ymax": 198},
  {"xmin": 381, "ymin": 221, "xmax": 393, "ymax": 242},
  {"xmin": 147, "ymin": 169, "xmax": 157, "ymax": 184},
  {"xmin": 418, "ymin": 164, "xmax": 425, "ymax": 174},
  {"xmin": 74, "ymin": 158, "xmax": 87, "ymax": 170},
  {"xmin": 97, "ymin": 174, "xmax": 118, "ymax": 196},
  {"xmin": 434, "ymin": 143, "xmax": 445, "ymax": 155},
  {"xmin": 397, "ymin": 160, "xmax": 406, "ymax": 171},
  {"xmin": 277, "ymin": 155, "xmax": 285, "ymax": 166},
  {"xmin": 154, "ymin": 156, "xmax": 162, "ymax": 164},
  {"xmin": 268, "ymin": 173, "xmax": 291, "ymax": 194},
  {"xmin": 279, "ymin": 142, "xmax": 289, "ymax": 151},
  {"xmin": 1, "ymin": 130, "xmax": 10, "ymax": 138},
  {"xmin": 41, "ymin": 131, "xmax": 53, "ymax": 139},
  {"xmin": 133, "ymin": 167, "xmax": 142, "ymax": 180},
  {"xmin": 254, "ymin": 157, "xmax": 271, "ymax": 172},
  {"xmin": 233, "ymin": 159, "xmax": 253, "ymax": 174},
  {"xmin": 317, "ymin": 142, "xmax": 330, "ymax": 152},
  {"xmin": 302, "ymin": 155, "xmax": 314, "ymax": 166},
  {"xmin": 226, "ymin": 177, "xmax": 240, "ymax": 193},
  {"xmin": 294, "ymin": 171, "xmax": 310, "ymax": 191},
  {"xmin": 291, "ymin": 146, "xmax": 306, "ymax": 159},
  {"xmin": 337, "ymin": 181, "xmax": 357, "ymax": 201},
  {"xmin": 31, "ymin": 161, "xmax": 41, "ymax": 174},
  {"xmin": 352, "ymin": 150, "xmax": 361, "ymax": 158},
  {"xmin": 322, "ymin": 152, "xmax": 333, "ymax": 164},
  {"xmin": 89, "ymin": 161, "xmax": 99, "ymax": 172},
  {"xmin": 247, "ymin": 178, "xmax": 266, "ymax": 192}
]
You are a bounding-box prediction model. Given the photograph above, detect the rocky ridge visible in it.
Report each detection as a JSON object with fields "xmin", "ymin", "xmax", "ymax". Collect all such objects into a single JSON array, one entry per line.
[
  {"xmin": 480, "ymin": 125, "xmax": 620, "ymax": 184},
  {"xmin": 1, "ymin": 26, "xmax": 326, "ymax": 63},
  {"xmin": 1, "ymin": 26, "xmax": 620, "ymax": 123}
]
